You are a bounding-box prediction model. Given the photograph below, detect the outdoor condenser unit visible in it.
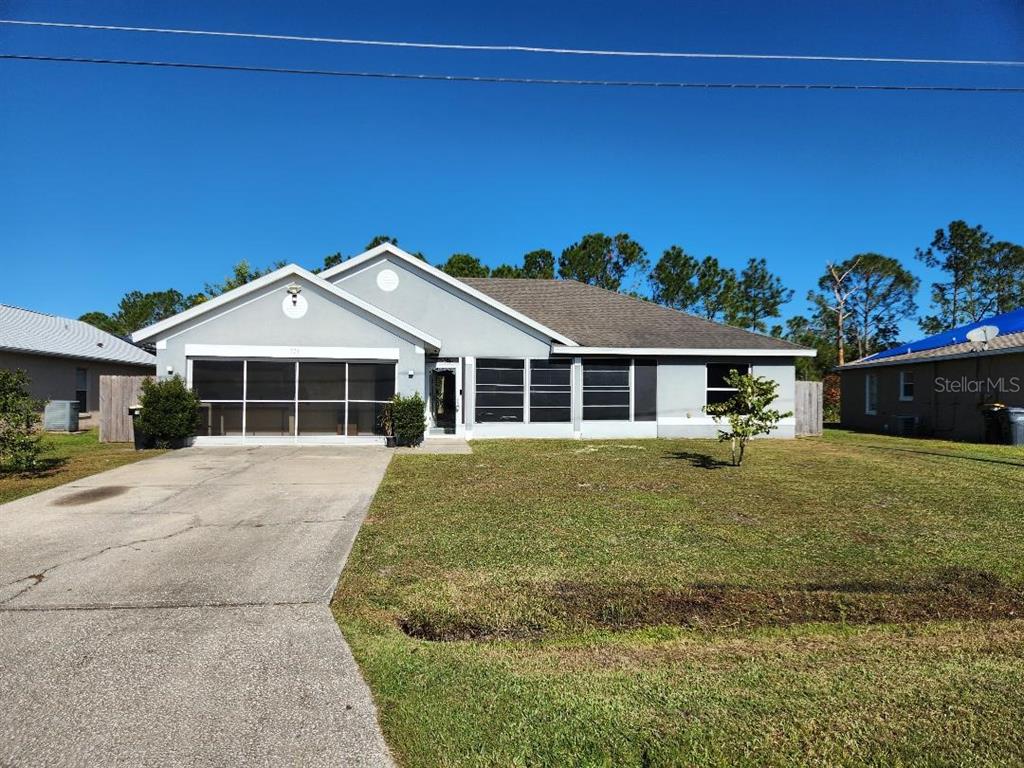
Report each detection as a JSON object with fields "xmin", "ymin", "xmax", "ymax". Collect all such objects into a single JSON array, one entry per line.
[{"xmin": 43, "ymin": 400, "xmax": 80, "ymax": 432}]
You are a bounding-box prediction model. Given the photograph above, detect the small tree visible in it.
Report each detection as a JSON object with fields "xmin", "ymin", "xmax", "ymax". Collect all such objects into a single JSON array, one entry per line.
[
  {"xmin": 702, "ymin": 371, "xmax": 791, "ymax": 466},
  {"xmin": 136, "ymin": 376, "xmax": 202, "ymax": 448},
  {"xmin": 0, "ymin": 369, "xmax": 46, "ymax": 471}
]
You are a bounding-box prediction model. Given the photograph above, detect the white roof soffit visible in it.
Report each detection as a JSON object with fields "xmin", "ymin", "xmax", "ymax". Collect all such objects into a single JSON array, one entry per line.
[
  {"xmin": 130, "ymin": 264, "xmax": 442, "ymax": 350},
  {"xmin": 550, "ymin": 345, "xmax": 818, "ymax": 357},
  {"xmin": 320, "ymin": 243, "xmax": 579, "ymax": 347}
]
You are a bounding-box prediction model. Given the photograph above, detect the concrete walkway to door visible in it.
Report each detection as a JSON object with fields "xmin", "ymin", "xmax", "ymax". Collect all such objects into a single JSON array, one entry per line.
[{"xmin": 0, "ymin": 446, "xmax": 395, "ymax": 767}]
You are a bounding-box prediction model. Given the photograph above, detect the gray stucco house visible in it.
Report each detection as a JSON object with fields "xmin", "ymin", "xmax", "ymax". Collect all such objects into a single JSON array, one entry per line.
[
  {"xmin": 1, "ymin": 304, "xmax": 156, "ymax": 418},
  {"xmin": 131, "ymin": 243, "xmax": 813, "ymax": 444}
]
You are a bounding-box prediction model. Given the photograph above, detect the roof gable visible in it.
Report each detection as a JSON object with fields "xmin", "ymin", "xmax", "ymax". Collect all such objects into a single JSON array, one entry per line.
[
  {"xmin": 130, "ymin": 264, "xmax": 441, "ymax": 349},
  {"xmin": 320, "ymin": 244, "xmax": 578, "ymax": 346}
]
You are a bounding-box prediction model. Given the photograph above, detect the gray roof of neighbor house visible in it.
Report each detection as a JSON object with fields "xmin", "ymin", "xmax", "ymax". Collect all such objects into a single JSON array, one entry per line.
[
  {"xmin": 839, "ymin": 331, "xmax": 1024, "ymax": 368},
  {"xmin": 0, "ymin": 304, "xmax": 156, "ymax": 366},
  {"xmin": 460, "ymin": 278, "xmax": 809, "ymax": 351}
]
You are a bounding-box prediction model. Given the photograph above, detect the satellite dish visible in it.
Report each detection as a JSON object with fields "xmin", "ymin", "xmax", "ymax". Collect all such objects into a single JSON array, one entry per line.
[{"xmin": 966, "ymin": 325, "xmax": 1000, "ymax": 347}]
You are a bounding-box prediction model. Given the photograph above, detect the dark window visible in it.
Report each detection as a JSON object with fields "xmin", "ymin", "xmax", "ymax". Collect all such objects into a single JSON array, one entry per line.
[
  {"xmin": 348, "ymin": 363, "xmax": 396, "ymax": 401},
  {"xmin": 346, "ymin": 401, "xmax": 388, "ymax": 436},
  {"xmin": 75, "ymin": 367, "xmax": 88, "ymax": 413},
  {"xmin": 192, "ymin": 360, "xmax": 244, "ymax": 401},
  {"xmin": 246, "ymin": 361, "xmax": 296, "ymax": 400},
  {"xmin": 707, "ymin": 363, "xmax": 750, "ymax": 390},
  {"xmin": 529, "ymin": 359, "xmax": 571, "ymax": 422},
  {"xmin": 583, "ymin": 359, "xmax": 630, "ymax": 421},
  {"xmin": 706, "ymin": 363, "xmax": 749, "ymax": 406},
  {"xmin": 298, "ymin": 362, "xmax": 346, "ymax": 401},
  {"xmin": 633, "ymin": 360, "xmax": 657, "ymax": 421},
  {"xmin": 476, "ymin": 359, "xmax": 524, "ymax": 422}
]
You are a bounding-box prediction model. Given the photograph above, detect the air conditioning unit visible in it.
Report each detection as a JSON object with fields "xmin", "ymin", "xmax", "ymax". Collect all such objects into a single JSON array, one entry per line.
[
  {"xmin": 43, "ymin": 400, "xmax": 80, "ymax": 432},
  {"xmin": 894, "ymin": 415, "xmax": 918, "ymax": 437}
]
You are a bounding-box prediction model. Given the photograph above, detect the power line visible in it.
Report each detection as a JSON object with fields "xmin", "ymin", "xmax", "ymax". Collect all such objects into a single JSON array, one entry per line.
[
  {"xmin": 4, "ymin": 53, "xmax": 1024, "ymax": 92},
  {"xmin": 2, "ymin": 18, "xmax": 1023, "ymax": 68}
]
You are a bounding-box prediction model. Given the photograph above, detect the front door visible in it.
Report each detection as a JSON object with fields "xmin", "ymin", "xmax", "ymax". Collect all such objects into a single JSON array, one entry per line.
[
  {"xmin": 432, "ymin": 368, "xmax": 457, "ymax": 432},
  {"xmin": 430, "ymin": 360, "xmax": 462, "ymax": 435}
]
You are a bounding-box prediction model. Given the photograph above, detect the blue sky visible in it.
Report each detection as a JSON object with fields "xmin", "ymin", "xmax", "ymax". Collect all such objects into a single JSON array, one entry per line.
[{"xmin": 2, "ymin": 0, "xmax": 1022, "ymax": 338}]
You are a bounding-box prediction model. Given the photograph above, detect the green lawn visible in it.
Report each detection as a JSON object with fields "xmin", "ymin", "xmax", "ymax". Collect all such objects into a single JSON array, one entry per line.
[
  {"xmin": 333, "ymin": 430, "xmax": 1024, "ymax": 767},
  {"xmin": 0, "ymin": 429, "xmax": 161, "ymax": 504}
]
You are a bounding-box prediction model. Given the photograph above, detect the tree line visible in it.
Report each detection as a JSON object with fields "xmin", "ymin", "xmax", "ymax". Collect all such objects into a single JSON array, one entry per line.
[{"xmin": 80, "ymin": 221, "xmax": 1023, "ymax": 381}]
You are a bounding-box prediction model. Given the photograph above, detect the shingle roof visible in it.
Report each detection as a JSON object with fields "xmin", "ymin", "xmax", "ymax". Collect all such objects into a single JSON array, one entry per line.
[
  {"xmin": 840, "ymin": 330, "xmax": 1024, "ymax": 368},
  {"xmin": 460, "ymin": 278, "xmax": 809, "ymax": 351},
  {"xmin": 0, "ymin": 304, "xmax": 156, "ymax": 366}
]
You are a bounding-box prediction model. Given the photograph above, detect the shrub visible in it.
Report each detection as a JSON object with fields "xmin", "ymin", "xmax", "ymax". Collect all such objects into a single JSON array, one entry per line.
[
  {"xmin": 136, "ymin": 375, "xmax": 201, "ymax": 448},
  {"xmin": 384, "ymin": 393, "xmax": 426, "ymax": 447},
  {"xmin": 0, "ymin": 369, "xmax": 46, "ymax": 471},
  {"xmin": 703, "ymin": 371, "xmax": 792, "ymax": 466}
]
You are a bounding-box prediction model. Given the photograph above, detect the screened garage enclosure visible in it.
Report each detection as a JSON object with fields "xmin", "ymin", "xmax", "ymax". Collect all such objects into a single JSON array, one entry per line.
[{"xmin": 190, "ymin": 359, "xmax": 396, "ymax": 440}]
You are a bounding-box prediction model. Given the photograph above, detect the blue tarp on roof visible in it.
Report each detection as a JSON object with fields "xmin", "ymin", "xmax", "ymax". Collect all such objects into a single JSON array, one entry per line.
[{"xmin": 866, "ymin": 307, "xmax": 1024, "ymax": 362}]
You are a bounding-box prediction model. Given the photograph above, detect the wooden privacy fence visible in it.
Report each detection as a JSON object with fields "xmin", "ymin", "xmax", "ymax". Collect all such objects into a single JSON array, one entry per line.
[
  {"xmin": 794, "ymin": 380, "xmax": 824, "ymax": 437},
  {"xmin": 99, "ymin": 375, "xmax": 148, "ymax": 443}
]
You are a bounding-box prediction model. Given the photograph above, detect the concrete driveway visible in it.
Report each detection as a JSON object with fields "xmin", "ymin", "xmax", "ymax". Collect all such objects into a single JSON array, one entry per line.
[{"xmin": 0, "ymin": 446, "xmax": 395, "ymax": 767}]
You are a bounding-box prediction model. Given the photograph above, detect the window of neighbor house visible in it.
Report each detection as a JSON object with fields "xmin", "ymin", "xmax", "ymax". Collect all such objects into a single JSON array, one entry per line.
[
  {"xmin": 899, "ymin": 370, "xmax": 915, "ymax": 401},
  {"xmin": 865, "ymin": 373, "xmax": 879, "ymax": 415},
  {"xmin": 75, "ymin": 367, "xmax": 88, "ymax": 413},
  {"xmin": 705, "ymin": 363, "xmax": 750, "ymax": 406}
]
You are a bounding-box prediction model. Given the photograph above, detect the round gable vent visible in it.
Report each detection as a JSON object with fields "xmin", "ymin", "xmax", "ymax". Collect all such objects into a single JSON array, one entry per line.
[
  {"xmin": 376, "ymin": 268, "xmax": 400, "ymax": 292},
  {"xmin": 282, "ymin": 293, "xmax": 308, "ymax": 319}
]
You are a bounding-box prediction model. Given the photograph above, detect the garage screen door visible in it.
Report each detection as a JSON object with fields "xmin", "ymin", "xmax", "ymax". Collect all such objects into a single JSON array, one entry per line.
[{"xmin": 191, "ymin": 360, "xmax": 395, "ymax": 437}]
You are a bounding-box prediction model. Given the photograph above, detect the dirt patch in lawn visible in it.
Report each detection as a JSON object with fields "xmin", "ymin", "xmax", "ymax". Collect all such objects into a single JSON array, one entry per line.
[
  {"xmin": 398, "ymin": 567, "xmax": 1023, "ymax": 641},
  {"xmin": 53, "ymin": 486, "xmax": 129, "ymax": 505}
]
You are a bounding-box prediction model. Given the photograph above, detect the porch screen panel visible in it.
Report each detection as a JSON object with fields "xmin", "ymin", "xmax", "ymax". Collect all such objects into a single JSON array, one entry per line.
[
  {"xmin": 475, "ymin": 359, "xmax": 524, "ymax": 422},
  {"xmin": 583, "ymin": 359, "xmax": 630, "ymax": 420},
  {"xmin": 297, "ymin": 362, "xmax": 347, "ymax": 436},
  {"xmin": 529, "ymin": 359, "xmax": 571, "ymax": 422},
  {"xmin": 633, "ymin": 360, "xmax": 657, "ymax": 421},
  {"xmin": 346, "ymin": 363, "xmax": 395, "ymax": 436},
  {"xmin": 193, "ymin": 360, "xmax": 244, "ymax": 436}
]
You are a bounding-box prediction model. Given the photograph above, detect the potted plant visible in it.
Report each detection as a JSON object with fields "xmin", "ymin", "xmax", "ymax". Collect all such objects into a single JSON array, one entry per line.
[{"xmin": 378, "ymin": 401, "xmax": 397, "ymax": 447}]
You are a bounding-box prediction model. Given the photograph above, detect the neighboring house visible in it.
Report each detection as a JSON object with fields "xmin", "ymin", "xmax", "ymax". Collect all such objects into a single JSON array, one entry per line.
[
  {"xmin": 837, "ymin": 308, "xmax": 1024, "ymax": 442},
  {"xmin": 0, "ymin": 304, "xmax": 156, "ymax": 418},
  {"xmin": 131, "ymin": 243, "xmax": 814, "ymax": 445}
]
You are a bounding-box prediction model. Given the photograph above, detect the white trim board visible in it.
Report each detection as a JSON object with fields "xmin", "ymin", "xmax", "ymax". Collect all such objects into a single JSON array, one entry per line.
[
  {"xmin": 184, "ymin": 344, "xmax": 400, "ymax": 360},
  {"xmin": 131, "ymin": 263, "xmax": 441, "ymax": 350},
  {"xmin": 551, "ymin": 346, "xmax": 816, "ymax": 357},
  {"xmin": 320, "ymin": 243, "xmax": 579, "ymax": 347}
]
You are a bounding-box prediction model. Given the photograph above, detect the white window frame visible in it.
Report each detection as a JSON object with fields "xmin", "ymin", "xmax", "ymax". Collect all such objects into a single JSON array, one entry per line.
[
  {"xmin": 704, "ymin": 362, "xmax": 751, "ymax": 407},
  {"xmin": 865, "ymin": 373, "xmax": 879, "ymax": 415},
  {"xmin": 899, "ymin": 370, "xmax": 915, "ymax": 402}
]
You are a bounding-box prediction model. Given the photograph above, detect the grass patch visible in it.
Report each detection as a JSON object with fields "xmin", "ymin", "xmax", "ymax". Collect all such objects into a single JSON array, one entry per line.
[
  {"xmin": 333, "ymin": 430, "xmax": 1024, "ymax": 766},
  {"xmin": 0, "ymin": 429, "xmax": 161, "ymax": 504}
]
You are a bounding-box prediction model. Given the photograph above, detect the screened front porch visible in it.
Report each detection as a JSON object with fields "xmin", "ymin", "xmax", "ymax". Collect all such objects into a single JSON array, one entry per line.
[{"xmin": 188, "ymin": 358, "xmax": 396, "ymax": 443}]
